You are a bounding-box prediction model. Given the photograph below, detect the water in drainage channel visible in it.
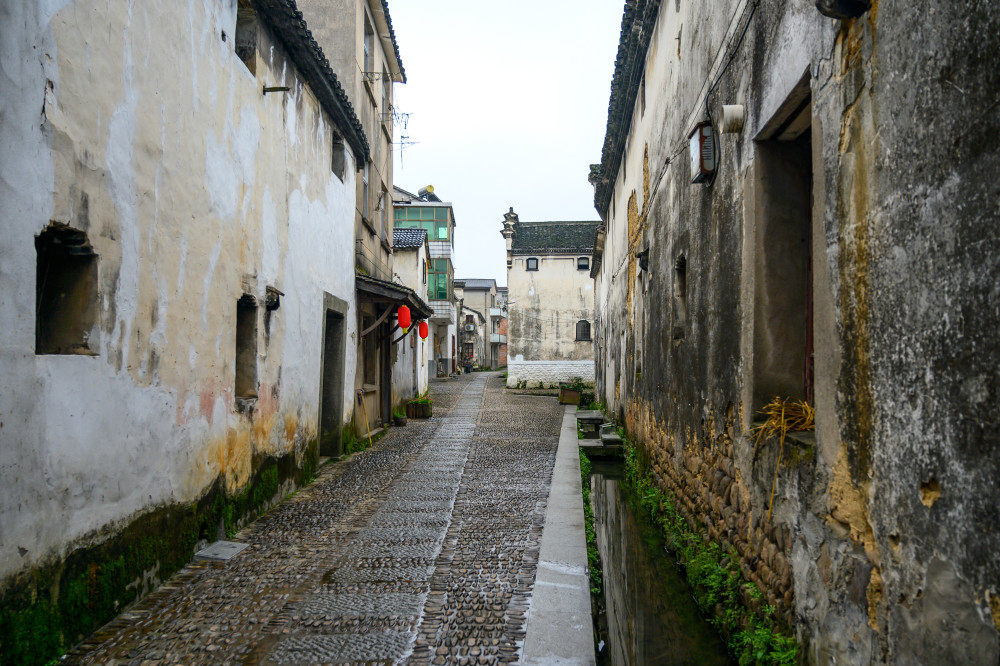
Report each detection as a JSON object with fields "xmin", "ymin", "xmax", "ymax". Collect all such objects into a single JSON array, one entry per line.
[{"xmin": 589, "ymin": 460, "xmax": 735, "ymax": 665}]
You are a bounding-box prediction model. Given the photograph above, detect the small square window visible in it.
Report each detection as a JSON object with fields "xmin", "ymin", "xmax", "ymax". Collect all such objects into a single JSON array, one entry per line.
[
  {"xmin": 332, "ymin": 135, "xmax": 346, "ymax": 181},
  {"xmin": 35, "ymin": 225, "xmax": 98, "ymax": 355},
  {"xmin": 577, "ymin": 257, "xmax": 590, "ymax": 270},
  {"xmin": 235, "ymin": 0, "xmax": 257, "ymax": 75},
  {"xmin": 526, "ymin": 258, "xmax": 538, "ymax": 271}
]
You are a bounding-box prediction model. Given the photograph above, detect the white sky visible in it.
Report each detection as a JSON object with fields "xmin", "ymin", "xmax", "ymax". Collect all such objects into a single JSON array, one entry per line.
[{"xmin": 389, "ymin": 0, "xmax": 624, "ymax": 287}]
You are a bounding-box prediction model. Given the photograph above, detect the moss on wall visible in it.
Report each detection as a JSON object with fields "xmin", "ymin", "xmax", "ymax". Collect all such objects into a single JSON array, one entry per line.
[{"xmin": 0, "ymin": 443, "xmax": 317, "ymax": 666}]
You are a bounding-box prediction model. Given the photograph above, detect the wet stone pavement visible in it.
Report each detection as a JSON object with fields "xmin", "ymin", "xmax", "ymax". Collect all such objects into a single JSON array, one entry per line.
[{"xmin": 65, "ymin": 372, "xmax": 565, "ymax": 665}]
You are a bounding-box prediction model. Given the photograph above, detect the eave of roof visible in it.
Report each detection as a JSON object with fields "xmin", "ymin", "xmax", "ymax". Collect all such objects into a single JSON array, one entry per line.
[
  {"xmin": 594, "ymin": 0, "xmax": 662, "ymax": 218},
  {"xmin": 254, "ymin": 0, "xmax": 370, "ymax": 163},
  {"xmin": 392, "ymin": 227, "xmax": 427, "ymax": 248},
  {"xmin": 356, "ymin": 274, "xmax": 433, "ymax": 319},
  {"xmin": 374, "ymin": 0, "xmax": 406, "ymax": 83}
]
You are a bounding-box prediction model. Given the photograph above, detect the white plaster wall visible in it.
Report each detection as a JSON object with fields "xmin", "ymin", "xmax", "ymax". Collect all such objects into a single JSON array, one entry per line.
[
  {"xmin": 390, "ymin": 246, "xmax": 430, "ymax": 402},
  {"xmin": 506, "ymin": 253, "xmax": 594, "ymax": 387},
  {"xmin": 0, "ymin": 0, "xmax": 356, "ymax": 581}
]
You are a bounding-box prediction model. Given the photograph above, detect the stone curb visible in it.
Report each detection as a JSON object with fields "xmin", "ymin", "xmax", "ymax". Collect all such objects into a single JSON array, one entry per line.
[{"xmin": 522, "ymin": 405, "xmax": 596, "ymax": 665}]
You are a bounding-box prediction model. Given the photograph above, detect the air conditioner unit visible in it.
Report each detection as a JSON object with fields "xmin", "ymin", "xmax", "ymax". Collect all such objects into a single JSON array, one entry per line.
[{"xmin": 464, "ymin": 324, "xmax": 475, "ymax": 332}]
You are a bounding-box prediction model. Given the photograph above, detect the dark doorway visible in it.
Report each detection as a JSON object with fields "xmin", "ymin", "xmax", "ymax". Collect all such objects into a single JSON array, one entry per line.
[
  {"xmin": 380, "ymin": 313, "xmax": 392, "ymax": 426},
  {"xmin": 753, "ymin": 75, "xmax": 814, "ymax": 409},
  {"xmin": 319, "ymin": 294, "xmax": 347, "ymax": 457}
]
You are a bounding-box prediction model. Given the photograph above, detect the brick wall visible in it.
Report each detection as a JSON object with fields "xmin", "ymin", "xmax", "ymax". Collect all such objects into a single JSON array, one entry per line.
[{"xmin": 506, "ymin": 360, "xmax": 594, "ymax": 388}]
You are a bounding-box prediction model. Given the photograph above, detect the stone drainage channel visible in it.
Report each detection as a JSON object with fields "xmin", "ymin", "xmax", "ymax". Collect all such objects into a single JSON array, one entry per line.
[
  {"xmin": 65, "ymin": 372, "xmax": 564, "ymax": 665},
  {"xmin": 589, "ymin": 459, "xmax": 735, "ymax": 665}
]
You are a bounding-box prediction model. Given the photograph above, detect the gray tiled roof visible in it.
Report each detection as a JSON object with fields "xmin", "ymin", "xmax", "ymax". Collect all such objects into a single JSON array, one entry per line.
[
  {"xmin": 594, "ymin": 0, "xmax": 661, "ymax": 216},
  {"xmin": 510, "ymin": 221, "xmax": 602, "ymax": 255},
  {"xmin": 393, "ymin": 228, "xmax": 427, "ymax": 248},
  {"xmin": 458, "ymin": 279, "xmax": 496, "ymax": 290},
  {"xmin": 380, "ymin": 1, "xmax": 406, "ymax": 83}
]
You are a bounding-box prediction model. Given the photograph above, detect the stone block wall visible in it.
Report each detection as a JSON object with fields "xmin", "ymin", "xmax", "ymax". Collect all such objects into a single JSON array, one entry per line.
[{"xmin": 506, "ymin": 360, "xmax": 594, "ymax": 388}]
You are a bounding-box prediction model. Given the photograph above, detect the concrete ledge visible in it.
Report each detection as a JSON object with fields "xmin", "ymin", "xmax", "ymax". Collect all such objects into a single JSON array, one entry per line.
[{"xmin": 523, "ymin": 405, "xmax": 596, "ymax": 665}]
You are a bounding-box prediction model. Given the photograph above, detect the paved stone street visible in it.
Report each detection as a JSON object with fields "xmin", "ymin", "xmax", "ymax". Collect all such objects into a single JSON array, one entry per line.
[{"xmin": 64, "ymin": 372, "xmax": 566, "ymax": 665}]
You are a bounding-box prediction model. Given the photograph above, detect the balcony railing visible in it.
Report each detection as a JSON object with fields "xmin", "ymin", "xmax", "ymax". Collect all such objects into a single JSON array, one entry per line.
[{"xmin": 355, "ymin": 238, "xmax": 392, "ymax": 282}]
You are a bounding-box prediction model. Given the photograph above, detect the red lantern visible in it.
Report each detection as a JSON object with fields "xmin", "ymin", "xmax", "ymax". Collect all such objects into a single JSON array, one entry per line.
[
  {"xmin": 397, "ymin": 305, "xmax": 411, "ymax": 331},
  {"xmin": 418, "ymin": 320, "xmax": 429, "ymax": 339}
]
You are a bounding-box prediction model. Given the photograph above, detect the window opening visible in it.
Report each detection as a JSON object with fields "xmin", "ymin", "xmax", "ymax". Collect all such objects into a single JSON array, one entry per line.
[
  {"xmin": 235, "ymin": 295, "xmax": 258, "ymax": 399},
  {"xmin": 576, "ymin": 320, "xmax": 592, "ymax": 341},
  {"xmin": 332, "ymin": 134, "xmax": 346, "ymax": 180},
  {"xmin": 382, "ymin": 67, "xmax": 390, "ymax": 118},
  {"xmin": 427, "ymin": 259, "xmax": 451, "ymax": 300},
  {"xmin": 380, "ymin": 188, "xmax": 388, "ymax": 237},
  {"xmin": 35, "ymin": 224, "xmax": 98, "ymax": 355},
  {"xmin": 577, "ymin": 256, "xmax": 590, "ymax": 271},
  {"xmin": 363, "ymin": 19, "xmax": 374, "ymax": 75},
  {"xmin": 235, "ymin": 0, "xmax": 257, "ymax": 75},
  {"xmin": 752, "ymin": 120, "xmax": 814, "ymax": 409},
  {"xmin": 526, "ymin": 257, "xmax": 538, "ymax": 271},
  {"xmin": 673, "ymin": 255, "xmax": 687, "ymax": 341},
  {"xmin": 362, "ymin": 160, "xmax": 370, "ymax": 219}
]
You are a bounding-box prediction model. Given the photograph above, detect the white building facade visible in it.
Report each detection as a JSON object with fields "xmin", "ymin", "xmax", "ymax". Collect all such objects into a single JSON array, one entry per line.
[{"xmin": 501, "ymin": 208, "xmax": 599, "ymax": 388}]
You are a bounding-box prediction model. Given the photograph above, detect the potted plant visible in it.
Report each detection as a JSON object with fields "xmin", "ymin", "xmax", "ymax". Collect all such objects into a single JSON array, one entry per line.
[
  {"xmin": 393, "ymin": 408, "xmax": 407, "ymax": 427},
  {"xmin": 406, "ymin": 395, "xmax": 433, "ymax": 419},
  {"xmin": 559, "ymin": 376, "xmax": 586, "ymax": 405}
]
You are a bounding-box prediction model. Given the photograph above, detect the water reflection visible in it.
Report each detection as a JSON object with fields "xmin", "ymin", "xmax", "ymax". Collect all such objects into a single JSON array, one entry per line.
[{"xmin": 591, "ymin": 461, "xmax": 734, "ymax": 666}]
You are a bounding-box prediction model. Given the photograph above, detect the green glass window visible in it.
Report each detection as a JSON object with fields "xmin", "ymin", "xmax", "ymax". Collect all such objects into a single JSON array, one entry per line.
[
  {"xmin": 427, "ymin": 259, "xmax": 451, "ymax": 301},
  {"xmin": 406, "ymin": 208, "xmax": 421, "ymax": 220},
  {"xmin": 421, "ymin": 207, "xmax": 434, "ymax": 220},
  {"xmin": 434, "ymin": 208, "xmax": 448, "ymax": 221},
  {"xmin": 394, "ymin": 208, "xmax": 404, "ymax": 220},
  {"xmin": 435, "ymin": 219, "xmax": 448, "ymax": 240}
]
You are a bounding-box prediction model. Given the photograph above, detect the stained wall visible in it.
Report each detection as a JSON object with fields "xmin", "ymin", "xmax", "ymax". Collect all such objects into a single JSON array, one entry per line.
[
  {"xmin": 593, "ymin": 0, "xmax": 1000, "ymax": 661},
  {"xmin": 0, "ymin": 0, "xmax": 357, "ymax": 595}
]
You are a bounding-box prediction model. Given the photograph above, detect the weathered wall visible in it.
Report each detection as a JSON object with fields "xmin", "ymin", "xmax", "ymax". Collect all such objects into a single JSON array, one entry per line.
[
  {"xmin": 0, "ymin": 0, "xmax": 358, "ymax": 652},
  {"xmin": 390, "ymin": 245, "xmax": 430, "ymax": 403},
  {"xmin": 593, "ymin": 0, "xmax": 1000, "ymax": 662},
  {"xmin": 507, "ymin": 255, "xmax": 594, "ymax": 387}
]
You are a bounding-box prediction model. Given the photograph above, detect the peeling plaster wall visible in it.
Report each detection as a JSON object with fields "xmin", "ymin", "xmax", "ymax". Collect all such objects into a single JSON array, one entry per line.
[
  {"xmin": 593, "ymin": 0, "xmax": 1000, "ymax": 662},
  {"xmin": 507, "ymin": 254, "xmax": 594, "ymax": 387},
  {"xmin": 0, "ymin": 0, "xmax": 357, "ymax": 583}
]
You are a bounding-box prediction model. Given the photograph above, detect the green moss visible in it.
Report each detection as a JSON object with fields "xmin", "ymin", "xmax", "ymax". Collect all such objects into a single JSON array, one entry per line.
[
  {"xmin": 301, "ymin": 439, "xmax": 319, "ymax": 484},
  {"xmin": 578, "ymin": 450, "xmax": 603, "ymax": 596},
  {"xmin": 0, "ymin": 445, "xmax": 314, "ymax": 666},
  {"xmin": 622, "ymin": 438, "xmax": 799, "ymax": 666},
  {"xmin": 345, "ymin": 425, "xmax": 388, "ymax": 456}
]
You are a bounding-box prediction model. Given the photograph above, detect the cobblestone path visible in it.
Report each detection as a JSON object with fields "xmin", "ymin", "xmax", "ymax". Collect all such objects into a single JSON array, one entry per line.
[{"xmin": 65, "ymin": 372, "xmax": 564, "ymax": 665}]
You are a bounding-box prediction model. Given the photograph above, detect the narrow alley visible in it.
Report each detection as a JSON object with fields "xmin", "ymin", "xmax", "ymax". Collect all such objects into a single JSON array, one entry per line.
[{"xmin": 64, "ymin": 373, "xmax": 566, "ymax": 665}]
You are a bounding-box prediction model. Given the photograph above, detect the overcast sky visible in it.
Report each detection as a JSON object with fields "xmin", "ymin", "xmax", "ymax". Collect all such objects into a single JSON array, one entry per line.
[{"xmin": 389, "ymin": 0, "xmax": 624, "ymax": 287}]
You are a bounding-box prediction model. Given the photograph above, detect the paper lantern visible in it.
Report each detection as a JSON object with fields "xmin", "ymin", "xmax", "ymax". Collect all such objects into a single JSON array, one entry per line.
[
  {"xmin": 397, "ymin": 305, "xmax": 411, "ymax": 332},
  {"xmin": 418, "ymin": 320, "xmax": 429, "ymax": 339}
]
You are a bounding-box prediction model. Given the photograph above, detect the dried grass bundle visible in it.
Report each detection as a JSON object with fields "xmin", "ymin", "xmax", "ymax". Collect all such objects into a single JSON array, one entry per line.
[
  {"xmin": 751, "ymin": 397, "xmax": 815, "ymax": 523},
  {"xmin": 752, "ymin": 396, "xmax": 814, "ymax": 455}
]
